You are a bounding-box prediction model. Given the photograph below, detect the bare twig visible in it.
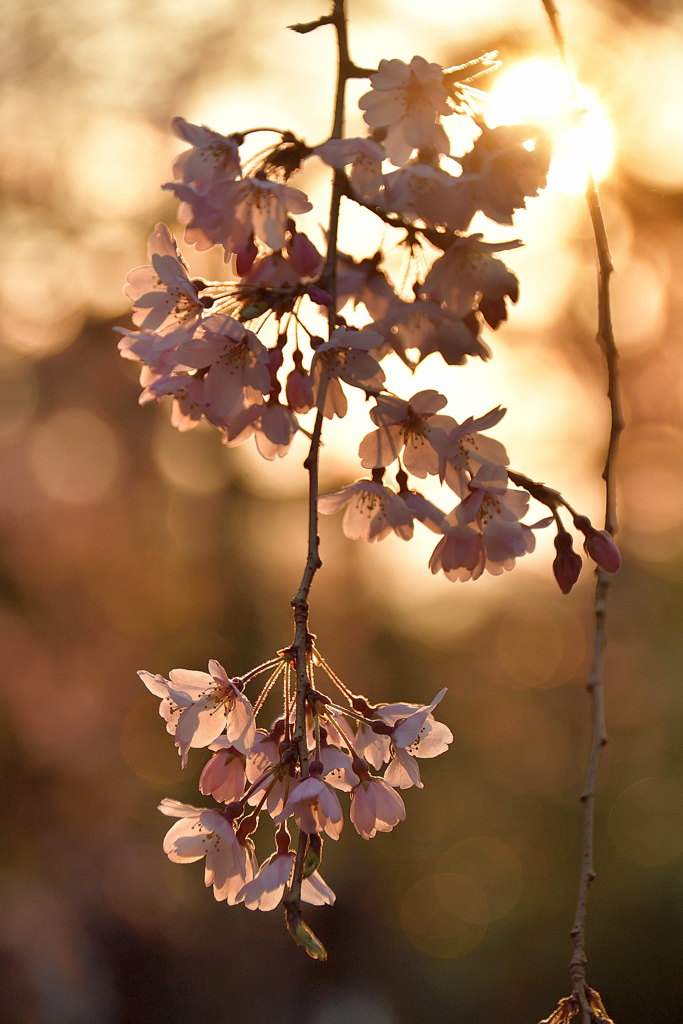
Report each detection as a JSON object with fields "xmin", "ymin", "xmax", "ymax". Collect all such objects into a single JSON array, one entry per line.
[{"xmin": 539, "ymin": 2, "xmax": 624, "ymax": 1021}]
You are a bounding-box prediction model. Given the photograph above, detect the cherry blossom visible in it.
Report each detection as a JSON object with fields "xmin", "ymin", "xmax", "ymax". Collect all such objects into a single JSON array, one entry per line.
[
  {"xmin": 171, "ymin": 117, "xmax": 242, "ymax": 189},
  {"xmin": 359, "ymin": 56, "xmax": 452, "ymax": 165},
  {"xmin": 318, "ymin": 479, "xmax": 414, "ymax": 542},
  {"xmin": 199, "ymin": 739, "xmax": 248, "ymax": 803},
  {"xmin": 381, "ymin": 164, "xmax": 478, "ymax": 232},
  {"xmin": 573, "ymin": 515, "xmax": 622, "ymax": 573},
  {"xmin": 165, "ymin": 176, "xmax": 312, "ymax": 258},
  {"xmin": 275, "ymin": 776, "xmax": 344, "ymax": 839},
  {"xmin": 238, "ymin": 852, "xmax": 335, "ymax": 911},
  {"xmin": 172, "ymin": 314, "xmax": 270, "ymax": 426},
  {"xmin": 117, "ymin": 18, "xmax": 617, "ymax": 955},
  {"xmin": 430, "ymin": 466, "xmax": 537, "ymax": 581},
  {"xmin": 139, "ymin": 660, "xmax": 256, "ymax": 767},
  {"xmin": 336, "ymin": 253, "xmax": 396, "ymax": 321},
  {"xmin": 350, "ymin": 774, "xmax": 406, "ymax": 839},
  {"xmin": 314, "ymin": 137, "xmax": 386, "ymax": 200},
  {"xmin": 438, "ymin": 406, "xmax": 508, "ymax": 496},
  {"xmin": 359, "ymin": 389, "xmax": 456, "ymax": 477},
  {"xmin": 244, "ymin": 730, "xmax": 289, "ymax": 819},
  {"xmin": 385, "ymin": 688, "xmax": 453, "ymax": 789},
  {"xmin": 460, "ymin": 124, "xmax": 551, "ymax": 225},
  {"xmin": 311, "ymin": 328, "xmax": 385, "ymax": 418},
  {"xmin": 224, "ymin": 400, "xmax": 299, "ymax": 460},
  {"xmin": 124, "ymin": 223, "xmax": 205, "ymax": 335},
  {"xmin": 139, "ymin": 372, "xmax": 207, "ymax": 432},
  {"xmin": 159, "ymin": 799, "xmax": 255, "ymax": 904},
  {"xmin": 371, "ymin": 298, "xmax": 489, "ymax": 368},
  {"xmin": 286, "ymin": 352, "xmax": 314, "ymax": 413},
  {"xmin": 420, "ymin": 235, "xmax": 520, "ymax": 329}
]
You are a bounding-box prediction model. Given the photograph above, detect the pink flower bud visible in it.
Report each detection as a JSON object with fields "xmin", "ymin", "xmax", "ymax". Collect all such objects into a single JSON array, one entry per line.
[
  {"xmin": 552, "ymin": 532, "xmax": 582, "ymax": 594},
  {"xmin": 286, "ymin": 230, "xmax": 323, "ymax": 279},
  {"xmin": 286, "ymin": 365, "xmax": 314, "ymax": 413},
  {"xmin": 584, "ymin": 529, "xmax": 621, "ymax": 573},
  {"xmin": 235, "ymin": 236, "xmax": 258, "ymax": 276},
  {"xmin": 573, "ymin": 515, "xmax": 621, "ymax": 573},
  {"xmin": 306, "ymin": 284, "xmax": 333, "ymax": 306}
]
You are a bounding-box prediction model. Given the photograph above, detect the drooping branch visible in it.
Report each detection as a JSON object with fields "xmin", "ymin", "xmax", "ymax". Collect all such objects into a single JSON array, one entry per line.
[
  {"xmin": 284, "ymin": 0, "xmax": 354, "ymax": 958},
  {"xmin": 539, "ymin": 2, "xmax": 624, "ymax": 1021}
]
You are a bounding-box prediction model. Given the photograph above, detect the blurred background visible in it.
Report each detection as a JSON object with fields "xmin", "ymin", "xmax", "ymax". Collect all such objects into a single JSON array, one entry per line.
[{"xmin": 1, "ymin": 0, "xmax": 682, "ymax": 1021}]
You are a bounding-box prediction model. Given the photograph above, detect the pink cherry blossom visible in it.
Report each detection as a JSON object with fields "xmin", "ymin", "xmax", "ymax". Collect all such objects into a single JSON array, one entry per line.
[
  {"xmin": 336, "ymin": 253, "xmax": 396, "ymax": 321},
  {"xmin": 285, "ymin": 229, "xmax": 324, "ymax": 281},
  {"xmin": 311, "ymin": 328, "xmax": 385, "ymax": 418},
  {"xmin": 238, "ymin": 852, "xmax": 335, "ymax": 911},
  {"xmin": 199, "ymin": 739, "xmax": 247, "ymax": 803},
  {"xmin": 144, "ymin": 660, "xmax": 256, "ymax": 767},
  {"xmin": 139, "ymin": 372, "xmax": 207, "ymax": 432},
  {"xmin": 124, "ymin": 223, "xmax": 205, "ymax": 335},
  {"xmin": 359, "ymin": 56, "xmax": 452, "ymax": 165},
  {"xmin": 247, "ymin": 401, "xmax": 300, "ymax": 461},
  {"xmin": 352, "ymin": 694, "xmax": 445, "ymax": 770},
  {"xmin": 381, "ymin": 165, "xmax": 478, "ymax": 232},
  {"xmin": 319, "ymin": 745, "xmax": 360, "ymax": 791},
  {"xmin": 171, "ymin": 117, "xmax": 241, "ymax": 189},
  {"xmin": 430, "ymin": 466, "xmax": 537, "ymax": 581},
  {"xmin": 159, "ymin": 798, "xmax": 255, "ymax": 904},
  {"xmin": 420, "ymin": 235, "xmax": 520, "ymax": 329},
  {"xmin": 438, "ymin": 406, "xmax": 508, "ymax": 496},
  {"xmin": 400, "ymin": 489, "xmax": 447, "ymax": 534},
  {"xmin": 350, "ymin": 776, "xmax": 406, "ymax": 839},
  {"xmin": 286, "ymin": 354, "xmax": 314, "ymax": 413},
  {"xmin": 384, "ymin": 689, "xmax": 453, "ymax": 788},
  {"xmin": 314, "ymin": 137, "xmax": 386, "ymax": 200},
  {"xmin": 318, "ymin": 479, "xmax": 414, "ymax": 542},
  {"xmin": 358, "ymin": 390, "xmax": 456, "ymax": 477},
  {"xmin": 116, "ymin": 325, "xmax": 195, "ymax": 378},
  {"xmin": 460, "ymin": 124, "xmax": 551, "ymax": 225},
  {"xmin": 165, "ymin": 176, "xmax": 312, "ymax": 258},
  {"xmin": 276, "ymin": 776, "xmax": 344, "ymax": 839},
  {"xmin": 244, "ymin": 731, "xmax": 289, "ymax": 819},
  {"xmin": 429, "ymin": 518, "xmax": 486, "ymax": 582},
  {"xmin": 173, "ymin": 314, "xmax": 270, "ymax": 426},
  {"xmin": 370, "ymin": 299, "xmax": 489, "ymax": 368}
]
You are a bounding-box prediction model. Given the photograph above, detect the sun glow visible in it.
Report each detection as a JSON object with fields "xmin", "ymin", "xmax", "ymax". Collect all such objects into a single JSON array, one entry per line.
[{"xmin": 486, "ymin": 58, "xmax": 614, "ymax": 194}]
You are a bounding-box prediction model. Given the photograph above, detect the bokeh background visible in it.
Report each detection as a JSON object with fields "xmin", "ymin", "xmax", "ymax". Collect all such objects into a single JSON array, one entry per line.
[{"xmin": 2, "ymin": 0, "xmax": 683, "ymax": 1021}]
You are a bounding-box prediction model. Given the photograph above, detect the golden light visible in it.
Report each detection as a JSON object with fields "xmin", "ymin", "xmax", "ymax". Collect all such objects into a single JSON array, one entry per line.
[{"xmin": 486, "ymin": 58, "xmax": 614, "ymax": 194}]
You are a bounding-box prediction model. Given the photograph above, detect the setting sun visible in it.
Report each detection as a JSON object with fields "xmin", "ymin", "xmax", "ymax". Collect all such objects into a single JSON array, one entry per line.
[{"xmin": 486, "ymin": 58, "xmax": 614, "ymax": 194}]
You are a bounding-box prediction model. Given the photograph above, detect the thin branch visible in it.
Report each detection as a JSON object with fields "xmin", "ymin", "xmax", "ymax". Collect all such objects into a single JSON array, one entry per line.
[
  {"xmin": 284, "ymin": 0, "xmax": 353, "ymax": 956},
  {"xmin": 540, "ymin": 2, "xmax": 624, "ymax": 1021}
]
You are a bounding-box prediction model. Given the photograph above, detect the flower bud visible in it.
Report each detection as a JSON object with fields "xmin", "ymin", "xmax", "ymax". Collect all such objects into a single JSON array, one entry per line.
[
  {"xmin": 235, "ymin": 235, "xmax": 258, "ymax": 276},
  {"xmin": 584, "ymin": 529, "xmax": 621, "ymax": 573},
  {"xmin": 287, "ymin": 229, "xmax": 323, "ymax": 279},
  {"xmin": 573, "ymin": 516, "xmax": 621, "ymax": 573},
  {"xmin": 552, "ymin": 532, "xmax": 582, "ymax": 594},
  {"xmin": 286, "ymin": 364, "xmax": 314, "ymax": 413},
  {"xmin": 285, "ymin": 905, "xmax": 328, "ymax": 960}
]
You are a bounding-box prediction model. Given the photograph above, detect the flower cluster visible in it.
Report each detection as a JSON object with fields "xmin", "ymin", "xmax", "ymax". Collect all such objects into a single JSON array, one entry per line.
[
  {"xmin": 118, "ymin": 59, "xmax": 618, "ymax": 587},
  {"xmin": 120, "ymin": 33, "xmax": 621, "ymax": 957},
  {"xmin": 141, "ymin": 646, "xmax": 452, "ymax": 944}
]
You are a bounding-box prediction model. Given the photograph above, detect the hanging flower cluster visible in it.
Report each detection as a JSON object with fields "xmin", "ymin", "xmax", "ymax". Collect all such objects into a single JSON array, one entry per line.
[
  {"xmin": 119, "ymin": 31, "xmax": 620, "ymax": 956},
  {"xmin": 118, "ymin": 70, "xmax": 617, "ymax": 587},
  {"xmin": 140, "ymin": 644, "xmax": 452, "ymax": 952}
]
